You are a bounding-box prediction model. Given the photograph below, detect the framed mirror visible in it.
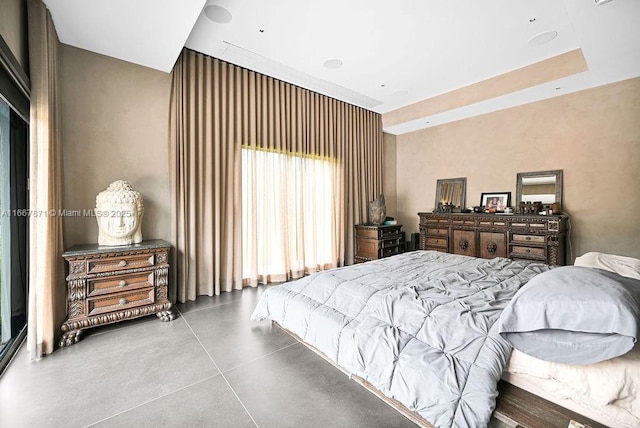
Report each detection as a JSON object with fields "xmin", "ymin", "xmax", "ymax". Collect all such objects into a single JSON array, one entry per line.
[
  {"xmin": 434, "ymin": 177, "xmax": 466, "ymax": 212},
  {"xmin": 516, "ymin": 170, "xmax": 563, "ymax": 213}
]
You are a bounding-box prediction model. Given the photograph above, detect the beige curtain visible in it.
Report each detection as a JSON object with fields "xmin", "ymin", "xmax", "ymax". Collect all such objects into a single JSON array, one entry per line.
[
  {"xmin": 26, "ymin": 0, "xmax": 65, "ymax": 359},
  {"xmin": 169, "ymin": 51, "xmax": 243, "ymax": 302},
  {"xmin": 170, "ymin": 50, "xmax": 382, "ymax": 302}
]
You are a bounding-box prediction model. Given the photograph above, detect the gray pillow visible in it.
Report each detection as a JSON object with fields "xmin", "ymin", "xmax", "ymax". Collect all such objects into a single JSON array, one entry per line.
[{"xmin": 498, "ymin": 266, "xmax": 640, "ymax": 365}]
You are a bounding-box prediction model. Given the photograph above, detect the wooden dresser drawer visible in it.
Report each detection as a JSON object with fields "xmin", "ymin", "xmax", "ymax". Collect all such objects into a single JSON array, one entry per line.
[
  {"xmin": 478, "ymin": 220, "xmax": 507, "ymax": 227},
  {"xmin": 511, "ymin": 221, "xmax": 546, "ymax": 230},
  {"xmin": 426, "ymin": 237, "xmax": 448, "ymax": 247},
  {"xmin": 357, "ymin": 240, "xmax": 402, "ymax": 259},
  {"xmin": 423, "ymin": 216, "xmax": 448, "ymax": 224},
  {"xmin": 512, "ymin": 234, "xmax": 545, "ymax": 244},
  {"xmin": 87, "ymin": 253, "xmax": 155, "ymax": 274},
  {"xmin": 87, "ymin": 272, "xmax": 155, "ymax": 297},
  {"xmin": 382, "ymin": 246, "xmax": 401, "ymax": 258},
  {"xmin": 87, "ymin": 287, "xmax": 155, "ymax": 315},
  {"xmin": 381, "ymin": 237, "xmax": 402, "ymax": 248},
  {"xmin": 87, "ymin": 287, "xmax": 155, "ymax": 316},
  {"xmin": 479, "ymin": 232, "xmax": 507, "ymax": 259},
  {"xmin": 356, "ymin": 225, "xmax": 401, "ymax": 239},
  {"xmin": 356, "ymin": 239, "xmax": 380, "ymax": 259},
  {"xmin": 452, "ymin": 219, "xmax": 474, "ymax": 226},
  {"xmin": 452, "ymin": 230, "xmax": 475, "ymax": 257},
  {"xmin": 511, "ymin": 246, "xmax": 546, "ymax": 259},
  {"xmin": 426, "ymin": 227, "xmax": 448, "ymax": 236}
]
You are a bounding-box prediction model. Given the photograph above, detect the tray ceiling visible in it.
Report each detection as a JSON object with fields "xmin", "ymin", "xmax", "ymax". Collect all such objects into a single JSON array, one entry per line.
[{"xmin": 43, "ymin": 0, "xmax": 640, "ymax": 134}]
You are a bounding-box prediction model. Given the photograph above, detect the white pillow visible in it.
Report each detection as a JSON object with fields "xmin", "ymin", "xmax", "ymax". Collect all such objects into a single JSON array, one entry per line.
[{"xmin": 574, "ymin": 252, "xmax": 640, "ymax": 280}]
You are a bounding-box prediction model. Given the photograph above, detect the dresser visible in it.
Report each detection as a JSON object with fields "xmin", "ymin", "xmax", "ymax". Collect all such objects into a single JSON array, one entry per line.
[
  {"xmin": 60, "ymin": 239, "xmax": 175, "ymax": 347},
  {"xmin": 354, "ymin": 224, "xmax": 404, "ymax": 263},
  {"xmin": 418, "ymin": 212, "xmax": 568, "ymax": 265}
]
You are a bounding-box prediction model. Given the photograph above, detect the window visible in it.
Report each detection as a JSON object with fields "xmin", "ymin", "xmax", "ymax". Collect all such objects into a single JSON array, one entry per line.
[
  {"xmin": 0, "ymin": 32, "xmax": 30, "ymax": 373},
  {"xmin": 242, "ymin": 147, "xmax": 339, "ymax": 285},
  {"xmin": 0, "ymin": 96, "xmax": 28, "ymax": 373}
]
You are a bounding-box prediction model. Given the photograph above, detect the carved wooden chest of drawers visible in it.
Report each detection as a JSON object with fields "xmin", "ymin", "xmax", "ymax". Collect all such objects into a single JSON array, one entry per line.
[
  {"xmin": 60, "ymin": 239, "xmax": 175, "ymax": 347},
  {"xmin": 355, "ymin": 224, "xmax": 404, "ymax": 263},
  {"xmin": 418, "ymin": 213, "xmax": 568, "ymax": 265}
]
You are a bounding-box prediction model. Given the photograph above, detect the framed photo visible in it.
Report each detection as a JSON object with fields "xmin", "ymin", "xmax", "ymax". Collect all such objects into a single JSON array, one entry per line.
[{"xmin": 480, "ymin": 192, "xmax": 511, "ymax": 212}]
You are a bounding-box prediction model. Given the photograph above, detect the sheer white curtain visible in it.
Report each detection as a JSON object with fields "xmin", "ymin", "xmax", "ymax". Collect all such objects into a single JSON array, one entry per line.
[{"xmin": 242, "ymin": 147, "xmax": 340, "ymax": 285}]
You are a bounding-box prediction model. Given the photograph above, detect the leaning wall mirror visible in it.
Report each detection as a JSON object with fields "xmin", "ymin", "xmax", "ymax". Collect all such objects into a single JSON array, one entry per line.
[
  {"xmin": 434, "ymin": 177, "xmax": 466, "ymax": 212},
  {"xmin": 516, "ymin": 170, "xmax": 563, "ymax": 213}
]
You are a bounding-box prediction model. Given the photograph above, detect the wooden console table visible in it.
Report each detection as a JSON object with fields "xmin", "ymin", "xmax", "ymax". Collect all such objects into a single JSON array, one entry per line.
[
  {"xmin": 59, "ymin": 239, "xmax": 175, "ymax": 347},
  {"xmin": 418, "ymin": 212, "xmax": 568, "ymax": 265}
]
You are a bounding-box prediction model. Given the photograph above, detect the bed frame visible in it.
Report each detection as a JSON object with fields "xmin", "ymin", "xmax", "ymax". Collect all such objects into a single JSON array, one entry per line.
[{"xmin": 274, "ymin": 322, "xmax": 607, "ymax": 428}]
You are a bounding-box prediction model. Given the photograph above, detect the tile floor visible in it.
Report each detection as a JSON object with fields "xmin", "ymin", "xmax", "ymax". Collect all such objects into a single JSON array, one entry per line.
[{"xmin": 0, "ymin": 286, "xmax": 422, "ymax": 428}]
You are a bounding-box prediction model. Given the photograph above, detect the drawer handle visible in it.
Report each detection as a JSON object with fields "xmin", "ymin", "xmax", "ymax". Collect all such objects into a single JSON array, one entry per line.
[
  {"xmin": 486, "ymin": 243, "xmax": 498, "ymax": 255},
  {"xmin": 458, "ymin": 239, "xmax": 468, "ymax": 251},
  {"xmin": 526, "ymin": 236, "xmax": 531, "ymax": 241},
  {"xmin": 118, "ymin": 260, "xmax": 127, "ymax": 267},
  {"xmin": 119, "ymin": 298, "xmax": 127, "ymax": 305},
  {"xmin": 526, "ymin": 249, "xmax": 531, "ymax": 253},
  {"xmin": 118, "ymin": 280, "xmax": 126, "ymax": 287}
]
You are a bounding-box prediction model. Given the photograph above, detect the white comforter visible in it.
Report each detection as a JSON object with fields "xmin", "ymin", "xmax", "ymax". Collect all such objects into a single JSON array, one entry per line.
[{"xmin": 251, "ymin": 251, "xmax": 549, "ymax": 427}]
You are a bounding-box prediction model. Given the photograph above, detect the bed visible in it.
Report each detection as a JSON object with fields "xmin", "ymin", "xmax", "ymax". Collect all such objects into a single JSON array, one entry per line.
[
  {"xmin": 503, "ymin": 347, "xmax": 640, "ymax": 428},
  {"xmin": 502, "ymin": 251, "xmax": 640, "ymax": 428},
  {"xmin": 250, "ymin": 250, "xmax": 640, "ymax": 427}
]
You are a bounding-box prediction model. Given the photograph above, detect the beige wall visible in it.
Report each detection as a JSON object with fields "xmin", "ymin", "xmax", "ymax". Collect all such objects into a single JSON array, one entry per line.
[
  {"xmin": 59, "ymin": 45, "xmax": 172, "ymax": 247},
  {"xmin": 383, "ymin": 132, "xmax": 397, "ymax": 219},
  {"xmin": 0, "ymin": 0, "xmax": 28, "ymax": 70},
  {"xmin": 394, "ymin": 77, "xmax": 640, "ymax": 261}
]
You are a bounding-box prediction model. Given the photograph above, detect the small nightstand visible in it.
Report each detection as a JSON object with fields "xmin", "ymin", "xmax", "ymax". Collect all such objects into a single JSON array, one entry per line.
[
  {"xmin": 59, "ymin": 239, "xmax": 175, "ymax": 347},
  {"xmin": 354, "ymin": 224, "xmax": 404, "ymax": 263}
]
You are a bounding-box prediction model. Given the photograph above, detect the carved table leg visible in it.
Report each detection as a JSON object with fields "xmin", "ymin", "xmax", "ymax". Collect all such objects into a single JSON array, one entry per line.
[
  {"xmin": 59, "ymin": 329, "xmax": 83, "ymax": 347},
  {"xmin": 156, "ymin": 310, "xmax": 176, "ymax": 322}
]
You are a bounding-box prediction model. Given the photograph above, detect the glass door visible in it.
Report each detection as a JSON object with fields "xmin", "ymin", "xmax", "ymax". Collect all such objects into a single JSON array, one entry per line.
[
  {"xmin": 0, "ymin": 99, "xmax": 8, "ymax": 346},
  {"xmin": 0, "ymin": 97, "xmax": 28, "ymax": 373}
]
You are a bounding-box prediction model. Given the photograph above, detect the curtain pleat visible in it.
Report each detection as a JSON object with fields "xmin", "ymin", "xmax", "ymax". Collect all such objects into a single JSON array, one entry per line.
[
  {"xmin": 170, "ymin": 49, "xmax": 383, "ymax": 302},
  {"xmin": 26, "ymin": 0, "xmax": 65, "ymax": 359}
]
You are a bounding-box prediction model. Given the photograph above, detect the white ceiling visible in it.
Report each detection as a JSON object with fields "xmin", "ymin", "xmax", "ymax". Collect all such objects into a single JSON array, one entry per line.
[
  {"xmin": 43, "ymin": 0, "xmax": 207, "ymax": 72},
  {"xmin": 44, "ymin": 0, "xmax": 640, "ymax": 135}
]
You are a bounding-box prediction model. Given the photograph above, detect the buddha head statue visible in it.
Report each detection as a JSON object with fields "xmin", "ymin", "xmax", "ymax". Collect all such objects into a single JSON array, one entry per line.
[{"xmin": 95, "ymin": 180, "xmax": 144, "ymax": 246}]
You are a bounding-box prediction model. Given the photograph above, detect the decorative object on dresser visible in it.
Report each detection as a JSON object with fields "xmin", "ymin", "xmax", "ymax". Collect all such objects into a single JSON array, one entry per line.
[
  {"xmin": 368, "ymin": 194, "xmax": 386, "ymax": 225},
  {"xmin": 60, "ymin": 239, "xmax": 175, "ymax": 347},
  {"xmin": 354, "ymin": 224, "xmax": 403, "ymax": 263},
  {"xmin": 516, "ymin": 169, "xmax": 563, "ymax": 214},
  {"xmin": 480, "ymin": 192, "xmax": 511, "ymax": 213},
  {"xmin": 95, "ymin": 180, "xmax": 144, "ymax": 246},
  {"xmin": 418, "ymin": 212, "xmax": 568, "ymax": 265},
  {"xmin": 434, "ymin": 177, "xmax": 466, "ymax": 212}
]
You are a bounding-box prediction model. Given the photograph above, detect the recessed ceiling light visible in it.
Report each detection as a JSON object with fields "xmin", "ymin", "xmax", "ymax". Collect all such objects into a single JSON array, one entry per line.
[
  {"xmin": 323, "ymin": 59, "xmax": 343, "ymax": 69},
  {"xmin": 393, "ymin": 89, "xmax": 408, "ymax": 96},
  {"xmin": 204, "ymin": 5, "xmax": 233, "ymax": 24},
  {"xmin": 528, "ymin": 31, "xmax": 558, "ymax": 46}
]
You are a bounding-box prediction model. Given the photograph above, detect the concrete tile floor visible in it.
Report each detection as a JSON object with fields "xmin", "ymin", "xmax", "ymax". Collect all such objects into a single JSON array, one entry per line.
[{"xmin": 0, "ymin": 286, "xmax": 420, "ymax": 428}]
